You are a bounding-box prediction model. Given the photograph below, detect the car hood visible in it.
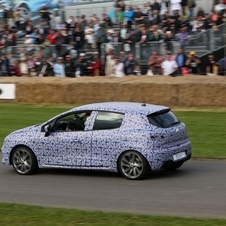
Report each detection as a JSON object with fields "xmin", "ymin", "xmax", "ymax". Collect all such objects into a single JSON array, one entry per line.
[{"xmin": 10, "ymin": 124, "xmax": 41, "ymax": 136}]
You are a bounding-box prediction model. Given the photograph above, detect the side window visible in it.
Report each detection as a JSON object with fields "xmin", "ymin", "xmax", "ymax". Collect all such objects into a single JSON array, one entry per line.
[
  {"xmin": 53, "ymin": 111, "xmax": 92, "ymax": 132},
  {"xmin": 93, "ymin": 112, "xmax": 124, "ymax": 130}
]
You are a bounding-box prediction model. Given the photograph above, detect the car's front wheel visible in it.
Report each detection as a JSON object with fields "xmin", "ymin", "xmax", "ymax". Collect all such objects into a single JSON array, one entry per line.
[
  {"xmin": 118, "ymin": 151, "xmax": 149, "ymax": 180},
  {"xmin": 11, "ymin": 146, "xmax": 38, "ymax": 175}
]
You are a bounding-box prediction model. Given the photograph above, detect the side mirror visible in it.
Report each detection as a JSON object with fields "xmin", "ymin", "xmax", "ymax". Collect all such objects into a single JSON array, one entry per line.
[{"xmin": 44, "ymin": 125, "xmax": 51, "ymax": 137}]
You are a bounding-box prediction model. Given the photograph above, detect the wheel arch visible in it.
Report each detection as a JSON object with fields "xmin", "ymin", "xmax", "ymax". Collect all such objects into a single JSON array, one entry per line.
[
  {"xmin": 117, "ymin": 150, "xmax": 151, "ymax": 172},
  {"xmin": 9, "ymin": 144, "xmax": 37, "ymax": 165}
]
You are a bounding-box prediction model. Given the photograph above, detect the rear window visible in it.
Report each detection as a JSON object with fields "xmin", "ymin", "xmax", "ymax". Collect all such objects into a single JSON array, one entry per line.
[{"xmin": 147, "ymin": 109, "xmax": 180, "ymax": 128}]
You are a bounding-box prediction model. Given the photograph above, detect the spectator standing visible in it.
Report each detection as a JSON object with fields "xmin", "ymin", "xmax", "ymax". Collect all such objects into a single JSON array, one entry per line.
[
  {"xmin": 148, "ymin": 25, "xmax": 163, "ymax": 41},
  {"xmin": 119, "ymin": 51, "xmax": 128, "ymax": 64},
  {"xmin": 40, "ymin": 37, "xmax": 51, "ymax": 58},
  {"xmin": 178, "ymin": 27, "xmax": 189, "ymax": 51},
  {"xmin": 7, "ymin": 8, "xmax": 14, "ymax": 27},
  {"xmin": 0, "ymin": 6, "xmax": 4, "ymax": 29},
  {"xmin": 196, "ymin": 7, "xmax": 205, "ymax": 18},
  {"xmin": 170, "ymin": 0, "xmax": 182, "ymax": 13},
  {"xmin": 124, "ymin": 6, "xmax": 134, "ymax": 29},
  {"xmin": 37, "ymin": 57, "xmax": 53, "ymax": 77},
  {"xmin": 114, "ymin": 58, "xmax": 125, "ymax": 77},
  {"xmin": 54, "ymin": 57, "xmax": 65, "ymax": 77},
  {"xmin": 152, "ymin": 10, "xmax": 161, "ymax": 25},
  {"xmin": 102, "ymin": 14, "xmax": 112, "ymax": 28},
  {"xmin": 73, "ymin": 26, "xmax": 85, "ymax": 53},
  {"xmin": 87, "ymin": 53, "xmax": 101, "ymax": 76},
  {"xmin": 185, "ymin": 51, "xmax": 201, "ymax": 74},
  {"xmin": 134, "ymin": 8, "xmax": 144, "ymax": 27},
  {"xmin": 206, "ymin": 53, "xmax": 218, "ymax": 75},
  {"xmin": 96, "ymin": 24, "xmax": 106, "ymax": 53},
  {"xmin": 187, "ymin": 0, "xmax": 196, "ymax": 18},
  {"xmin": 10, "ymin": 60, "xmax": 21, "ymax": 76},
  {"xmin": 39, "ymin": 5, "xmax": 51, "ymax": 27},
  {"xmin": 161, "ymin": 52, "xmax": 178, "ymax": 76},
  {"xmin": 45, "ymin": 56, "xmax": 55, "ymax": 76},
  {"xmin": 64, "ymin": 55, "xmax": 75, "ymax": 77},
  {"xmin": 0, "ymin": 53, "xmax": 10, "ymax": 76},
  {"xmin": 111, "ymin": 31, "xmax": 123, "ymax": 43},
  {"xmin": 74, "ymin": 53, "xmax": 88, "ymax": 77},
  {"xmin": 116, "ymin": 8, "xmax": 124, "ymax": 24},
  {"xmin": 27, "ymin": 55, "xmax": 36, "ymax": 76},
  {"xmin": 124, "ymin": 53, "xmax": 139, "ymax": 75},
  {"xmin": 47, "ymin": 29, "xmax": 57, "ymax": 45},
  {"xmin": 25, "ymin": 21, "xmax": 34, "ymax": 35},
  {"xmin": 152, "ymin": 0, "xmax": 161, "ymax": 11},
  {"xmin": 105, "ymin": 53, "xmax": 115, "ymax": 76},
  {"xmin": 160, "ymin": 0, "xmax": 169, "ymax": 18},
  {"xmin": 13, "ymin": 8, "xmax": 21, "ymax": 29},
  {"xmin": 175, "ymin": 48, "xmax": 188, "ymax": 75},
  {"xmin": 147, "ymin": 50, "xmax": 163, "ymax": 75},
  {"xmin": 19, "ymin": 57, "xmax": 29, "ymax": 76},
  {"xmin": 37, "ymin": 22, "xmax": 49, "ymax": 37},
  {"xmin": 181, "ymin": 0, "xmax": 188, "ymax": 16},
  {"xmin": 164, "ymin": 31, "xmax": 174, "ymax": 52}
]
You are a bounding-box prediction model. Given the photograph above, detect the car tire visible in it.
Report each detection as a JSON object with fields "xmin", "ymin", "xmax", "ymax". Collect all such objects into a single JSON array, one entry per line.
[
  {"xmin": 11, "ymin": 146, "xmax": 38, "ymax": 175},
  {"xmin": 118, "ymin": 151, "xmax": 149, "ymax": 180},
  {"xmin": 166, "ymin": 162, "xmax": 184, "ymax": 171}
]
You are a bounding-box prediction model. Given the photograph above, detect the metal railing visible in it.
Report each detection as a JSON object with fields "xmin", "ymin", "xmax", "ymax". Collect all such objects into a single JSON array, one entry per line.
[
  {"xmin": 1, "ymin": 44, "xmax": 70, "ymax": 59},
  {"xmin": 183, "ymin": 22, "xmax": 226, "ymax": 56},
  {"xmin": 100, "ymin": 41, "xmax": 178, "ymax": 65}
]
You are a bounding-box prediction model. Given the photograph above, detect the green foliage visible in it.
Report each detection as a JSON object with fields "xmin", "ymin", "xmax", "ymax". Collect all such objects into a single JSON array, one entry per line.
[{"xmin": 0, "ymin": 203, "xmax": 226, "ymax": 226}]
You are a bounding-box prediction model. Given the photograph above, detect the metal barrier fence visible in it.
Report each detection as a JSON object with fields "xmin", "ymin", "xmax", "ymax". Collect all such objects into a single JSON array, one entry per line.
[
  {"xmin": 100, "ymin": 41, "xmax": 178, "ymax": 65},
  {"xmin": 183, "ymin": 22, "xmax": 226, "ymax": 56},
  {"xmin": 1, "ymin": 44, "xmax": 70, "ymax": 59}
]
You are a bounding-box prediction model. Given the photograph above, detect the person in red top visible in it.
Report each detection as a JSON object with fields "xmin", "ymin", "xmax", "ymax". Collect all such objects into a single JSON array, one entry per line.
[
  {"xmin": 147, "ymin": 50, "xmax": 163, "ymax": 75},
  {"xmin": 47, "ymin": 29, "xmax": 57, "ymax": 45},
  {"xmin": 88, "ymin": 53, "xmax": 101, "ymax": 76}
]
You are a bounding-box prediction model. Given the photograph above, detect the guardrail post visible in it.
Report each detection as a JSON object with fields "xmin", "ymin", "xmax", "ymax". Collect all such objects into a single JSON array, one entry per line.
[
  {"xmin": 210, "ymin": 29, "xmax": 215, "ymax": 52},
  {"xmin": 135, "ymin": 43, "xmax": 140, "ymax": 63}
]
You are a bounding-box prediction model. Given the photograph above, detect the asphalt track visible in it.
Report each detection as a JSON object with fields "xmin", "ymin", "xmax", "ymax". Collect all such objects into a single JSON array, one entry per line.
[{"xmin": 0, "ymin": 153, "xmax": 226, "ymax": 219}]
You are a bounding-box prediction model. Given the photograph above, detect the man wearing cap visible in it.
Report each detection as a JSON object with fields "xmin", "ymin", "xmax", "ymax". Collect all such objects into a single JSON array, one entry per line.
[{"xmin": 185, "ymin": 51, "xmax": 201, "ymax": 74}]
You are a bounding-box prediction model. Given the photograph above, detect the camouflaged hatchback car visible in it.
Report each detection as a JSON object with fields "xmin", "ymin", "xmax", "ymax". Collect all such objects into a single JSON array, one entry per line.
[{"xmin": 1, "ymin": 102, "xmax": 191, "ymax": 180}]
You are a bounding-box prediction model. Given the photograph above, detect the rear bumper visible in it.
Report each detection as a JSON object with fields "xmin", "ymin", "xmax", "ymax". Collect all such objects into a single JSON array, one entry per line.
[
  {"xmin": 161, "ymin": 152, "xmax": 192, "ymax": 169},
  {"xmin": 148, "ymin": 140, "xmax": 192, "ymax": 170}
]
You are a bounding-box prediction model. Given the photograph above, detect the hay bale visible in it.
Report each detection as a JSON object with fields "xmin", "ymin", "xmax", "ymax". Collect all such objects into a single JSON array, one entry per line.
[{"xmin": 1, "ymin": 75, "xmax": 226, "ymax": 107}]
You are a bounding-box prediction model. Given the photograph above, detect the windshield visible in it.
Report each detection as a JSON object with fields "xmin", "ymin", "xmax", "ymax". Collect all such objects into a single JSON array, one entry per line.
[{"xmin": 147, "ymin": 109, "xmax": 180, "ymax": 128}]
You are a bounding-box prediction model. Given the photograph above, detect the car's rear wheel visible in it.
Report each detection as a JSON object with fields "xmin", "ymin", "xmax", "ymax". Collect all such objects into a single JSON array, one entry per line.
[
  {"xmin": 11, "ymin": 146, "xmax": 38, "ymax": 175},
  {"xmin": 118, "ymin": 151, "xmax": 149, "ymax": 180}
]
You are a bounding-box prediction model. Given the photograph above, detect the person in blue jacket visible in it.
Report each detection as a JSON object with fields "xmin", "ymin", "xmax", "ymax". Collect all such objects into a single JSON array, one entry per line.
[{"xmin": 124, "ymin": 6, "xmax": 134, "ymax": 29}]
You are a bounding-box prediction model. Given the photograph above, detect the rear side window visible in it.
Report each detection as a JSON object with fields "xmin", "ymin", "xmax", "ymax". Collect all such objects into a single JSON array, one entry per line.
[
  {"xmin": 93, "ymin": 112, "xmax": 124, "ymax": 130},
  {"xmin": 147, "ymin": 110, "xmax": 180, "ymax": 128}
]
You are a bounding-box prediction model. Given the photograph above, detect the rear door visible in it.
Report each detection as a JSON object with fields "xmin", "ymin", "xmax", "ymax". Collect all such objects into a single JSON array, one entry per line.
[{"xmin": 90, "ymin": 111, "xmax": 124, "ymax": 167}]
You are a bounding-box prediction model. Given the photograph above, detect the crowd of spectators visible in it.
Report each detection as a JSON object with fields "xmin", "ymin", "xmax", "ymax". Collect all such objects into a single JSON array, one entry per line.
[{"xmin": 0, "ymin": 0, "xmax": 226, "ymax": 77}]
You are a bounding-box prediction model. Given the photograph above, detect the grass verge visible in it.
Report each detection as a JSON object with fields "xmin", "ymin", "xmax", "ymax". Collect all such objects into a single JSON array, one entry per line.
[
  {"xmin": 0, "ymin": 103, "xmax": 226, "ymax": 158},
  {"xmin": 0, "ymin": 203, "xmax": 226, "ymax": 226}
]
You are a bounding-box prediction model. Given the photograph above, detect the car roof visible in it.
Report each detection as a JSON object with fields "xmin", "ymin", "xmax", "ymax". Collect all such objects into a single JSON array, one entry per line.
[{"xmin": 71, "ymin": 102, "xmax": 169, "ymax": 115}]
